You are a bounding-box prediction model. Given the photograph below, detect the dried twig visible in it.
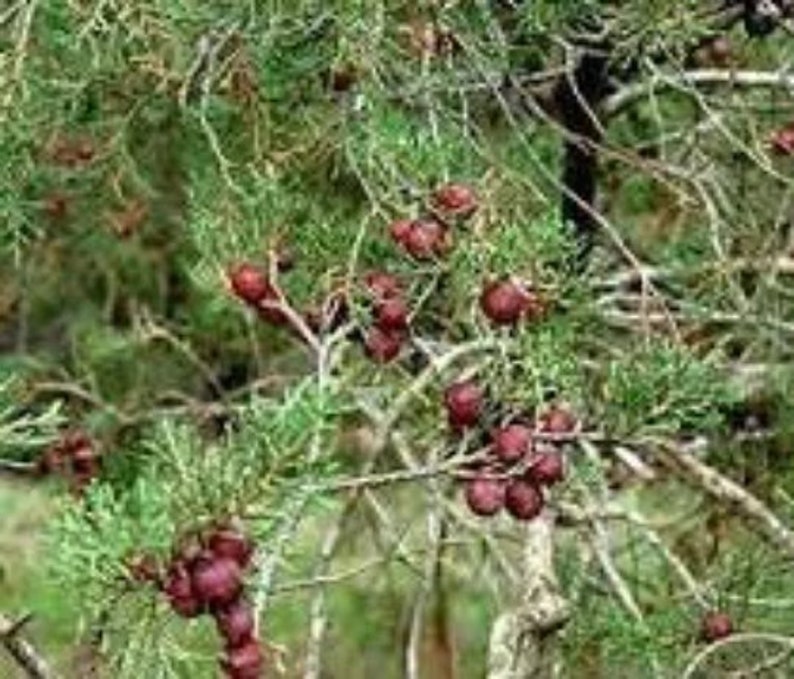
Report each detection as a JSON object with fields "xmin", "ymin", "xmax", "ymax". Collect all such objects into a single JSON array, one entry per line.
[{"xmin": 0, "ymin": 613, "xmax": 57, "ymax": 679}]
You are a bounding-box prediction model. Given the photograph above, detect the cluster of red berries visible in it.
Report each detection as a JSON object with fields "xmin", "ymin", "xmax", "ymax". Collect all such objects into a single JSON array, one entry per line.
[
  {"xmin": 37, "ymin": 430, "xmax": 101, "ymax": 492},
  {"xmin": 388, "ymin": 182, "xmax": 477, "ymax": 261},
  {"xmin": 133, "ymin": 526, "xmax": 264, "ymax": 678},
  {"xmin": 362, "ymin": 271, "xmax": 410, "ymax": 363},
  {"xmin": 228, "ymin": 256, "xmax": 348, "ymax": 338},
  {"xmin": 443, "ymin": 380, "xmax": 576, "ymax": 521}
]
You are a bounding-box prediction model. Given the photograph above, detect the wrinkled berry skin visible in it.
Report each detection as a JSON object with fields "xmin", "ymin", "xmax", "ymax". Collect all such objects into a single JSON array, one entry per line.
[
  {"xmin": 465, "ymin": 475, "xmax": 505, "ymax": 516},
  {"xmin": 444, "ymin": 380, "xmax": 484, "ymax": 430},
  {"xmin": 504, "ymin": 480, "xmax": 544, "ymax": 521}
]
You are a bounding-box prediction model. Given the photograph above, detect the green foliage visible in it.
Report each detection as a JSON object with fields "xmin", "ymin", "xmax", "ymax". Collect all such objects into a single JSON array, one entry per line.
[
  {"xmin": 599, "ymin": 341, "xmax": 739, "ymax": 436},
  {"xmin": 50, "ymin": 379, "xmax": 338, "ymax": 617},
  {"xmin": 2, "ymin": 1, "xmax": 794, "ymax": 677}
]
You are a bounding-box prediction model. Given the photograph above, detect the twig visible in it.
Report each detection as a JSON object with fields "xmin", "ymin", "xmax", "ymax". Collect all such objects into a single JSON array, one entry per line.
[
  {"xmin": 604, "ymin": 68, "xmax": 794, "ymax": 118},
  {"xmin": 0, "ymin": 613, "xmax": 57, "ymax": 679},
  {"xmin": 652, "ymin": 438, "xmax": 794, "ymax": 558}
]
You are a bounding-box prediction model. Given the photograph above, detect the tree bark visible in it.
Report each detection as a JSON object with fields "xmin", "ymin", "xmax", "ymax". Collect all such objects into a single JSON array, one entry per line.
[{"xmin": 487, "ymin": 516, "xmax": 569, "ymax": 679}]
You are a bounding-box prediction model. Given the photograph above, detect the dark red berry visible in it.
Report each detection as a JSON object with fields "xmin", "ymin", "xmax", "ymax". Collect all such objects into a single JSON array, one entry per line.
[
  {"xmin": 389, "ymin": 219, "xmax": 414, "ymax": 244},
  {"xmin": 375, "ymin": 298, "xmax": 409, "ymax": 332},
  {"xmin": 216, "ymin": 599, "xmax": 256, "ymax": 648},
  {"xmin": 229, "ymin": 264, "xmax": 270, "ymax": 306},
  {"xmin": 221, "ymin": 640, "xmax": 264, "ymax": 679},
  {"xmin": 528, "ymin": 452, "xmax": 565, "ymax": 486},
  {"xmin": 364, "ymin": 271, "xmax": 402, "ymax": 300},
  {"xmin": 431, "ymin": 183, "xmax": 478, "ymax": 218},
  {"xmin": 491, "ymin": 424, "xmax": 532, "ymax": 464},
  {"xmin": 504, "ymin": 480, "xmax": 544, "ymax": 521},
  {"xmin": 539, "ymin": 406, "xmax": 577, "ymax": 434},
  {"xmin": 465, "ymin": 475, "xmax": 505, "ymax": 516},
  {"xmin": 480, "ymin": 280, "xmax": 534, "ymax": 326},
  {"xmin": 163, "ymin": 564, "xmax": 202, "ymax": 618},
  {"xmin": 62, "ymin": 430, "xmax": 92, "ymax": 453},
  {"xmin": 771, "ymin": 126, "xmax": 794, "ymax": 156},
  {"xmin": 404, "ymin": 219, "xmax": 449, "ymax": 260},
  {"xmin": 191, "ymin": 556, "xmax": 243, "ymax": 609},
  {"xmin": 209, "ymin": 530, "xmax": 254, "ymax": 569},
  {"xmin": 70, "ymin": 443, "xmax": 98, "ymax": 475},
  {"xmin": 700, "ymin": 611, "xmax": 734, "ymax": 643},
  {"xmin": 444, "ymin": 380, "xmax": 483, "ymax": 430},
  {"xmin": 364, "ymin": 327, "xmax": 404, "ymax": 363}
]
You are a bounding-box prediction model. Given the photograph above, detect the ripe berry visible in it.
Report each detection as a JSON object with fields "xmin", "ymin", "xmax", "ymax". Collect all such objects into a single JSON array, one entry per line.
[
  {"xmin": 62, "ymin": 430, "xmax": 92, "ymax": 453},
  {"xmin": 528, "ymin": 452, "xmax": 565, "ymax": 487},
  {"xmin": 163, "ymin": 564, "xmax": 202, "ymax": 618},
  {"xmin": 216, "ymin": 599, "xmax": 256, "ymax": 648},
  {"xmin": 209, "ymin": 529, "xmax": 254, "ymax": 569},
  {"xmin": 221, "ymin": 640, "xmax": 264, "ymax": 679},
  {"xmin": 444, "ymin": 380, "xmax": 484, "ymax": 430},
  {"xmin": 539, "ymin": 406, "xmax": 577, "ymax": 434},
  {"xmin": 491, "ymin": 424, "xmax": 532, "ymax": 464},
  {"xmin": 504, "ymin": 480, "xmax": 544, "ymax": 521},
  {"xmin": 771, "ymin": 126, "xmax": 794, "ymax": 156},
  {"xmin": 389, "ymin": 219, "xmax": 414, "ymax": 245},
  {"xmin": 375, "ymin": 298, "xmax": 409, "ymax": 332},
  {"xmin": 364, "ymin": 271, "xmax": 402, "ymax": 300},
  {"xmin": 228, "ymin": 264, "xmax": 270, "ymax": 306},
  {"xmin": 70, "ymin": 443, "xmax": 98, "ymax": 476},
  {"xmin": 431, "ymin": 183, "xmax": 478, "ymax": 218},
  {"xmin": 191, "ymin": 556, "xmax": 243, "ymax": 609},
  {"xmin": 404, "ymin": 219, "xmax": 449, "ymax": 260},
  {"xmin": 364, "ymin": 327, "xmax": 404, "ymax": 363},
  {"xmin": 464, "ymin": 475, "xmax": 505, "ymax": 516},
  {"xmin": 700, "ymin": 611, "xmax": 734, "ymax": 643},
  {"xmin": 480, "ymin": 280, "xmax": 534, "ymax": 326}
]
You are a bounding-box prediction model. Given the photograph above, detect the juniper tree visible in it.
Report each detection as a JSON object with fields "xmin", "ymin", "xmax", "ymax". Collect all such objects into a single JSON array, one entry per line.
[{"xmin": 3, "ymin": 1, "xmax": 794, "ymax": 677}]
